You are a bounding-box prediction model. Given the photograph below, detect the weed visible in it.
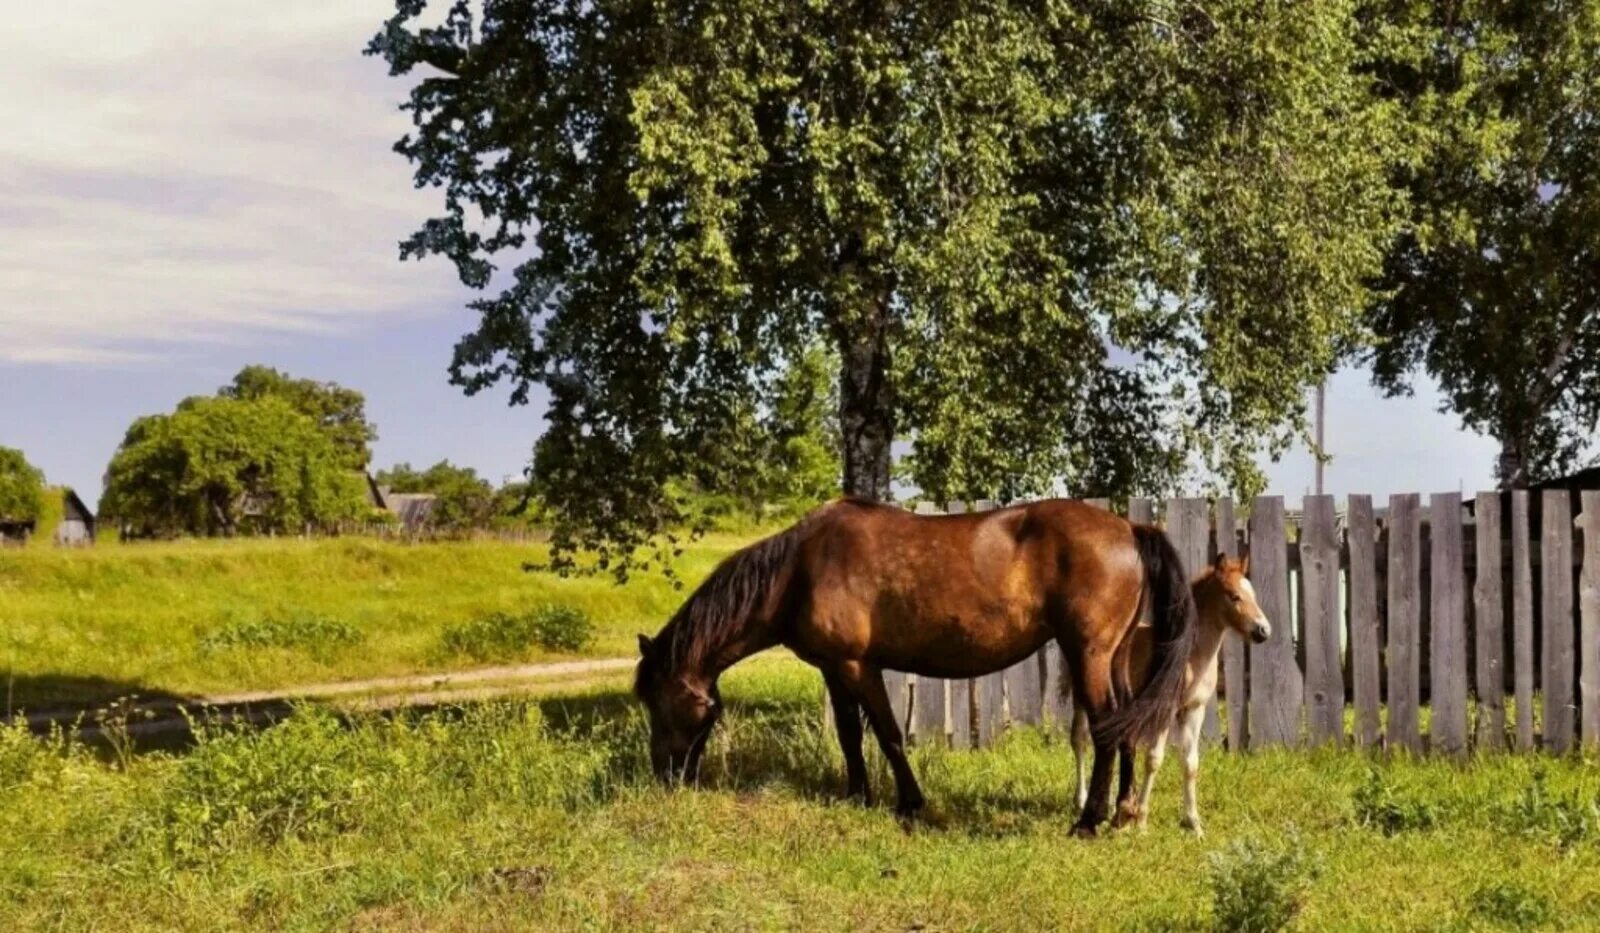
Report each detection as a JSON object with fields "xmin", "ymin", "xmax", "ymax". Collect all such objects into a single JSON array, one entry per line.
[
  {"xmin": 1207, "ymin": 827, "xmax": 1321, "ymax": 932},
  {"xmin": 1467, "ymin": 880, "xmax": 1556, "ymax": 929},
  {"xmin": 1352, "ymin": 767, "xmax": 1440, "ymax": 835},
  {"xmin": 1498, "ymin": 768, "xmax": 1600, "ymax": 851}
]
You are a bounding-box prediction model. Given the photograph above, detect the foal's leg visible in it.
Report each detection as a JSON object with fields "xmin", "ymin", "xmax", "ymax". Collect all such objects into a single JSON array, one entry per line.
[
  {"xmin": 1071, "ymin": 707, "xmax": 1091, "ymax": 812},
  {"xmin": 823, "ymin": 671, "xmax": 871, "ymax": 805},
  {"xmin": 1174, "ymin": 705, "xmax": 1206, "ymax": 835},
  {"xmin": 1135, "ymin": 726, "xmax": 1171, "ymax": 830},
  {"xmin": 848, "ymin": 663, "xmax": 926, "ymax": 817}
]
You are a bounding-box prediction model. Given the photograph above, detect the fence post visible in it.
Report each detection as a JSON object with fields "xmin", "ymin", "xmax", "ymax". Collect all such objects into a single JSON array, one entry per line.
[
  {"xmin": 883, "ymin": 669, "xmax": 912, "ymax": 736},
  {"xmin": 1512, "ymin": 491, "xmax": 1535, "ymax": 751},
  {"xmin": 1582, "ymin": 491, "xmax": 1600, "ymax": 750},
  {"xmin": 1430, "ymin": 493, "xmax": 1468, "ymax": 756},
  {"xmin": 1387, "ymin": 494, "xmax": 1423, "ymax": 754},
  {"xmin": 1542, "ymin": 490, "xmax": 1575, "ymax": 752},
  {"xmin": 1474, "ymin": 492, "xmax": 1506, "ymax": 750},
  {"xmin": 1248, "ymin": 496, "xmax": 1299, "ymax": 747},
  {"xmin": 1301, "ymin": 495, "xmax": 1344, "ymax": 747},
  {"xmin": 911, "ymin": 675, "xmax": 947, "ymax": 746},
  {"xmin": 1166, "ymin": 497, "xmax": 1216, "ymax": 739}
]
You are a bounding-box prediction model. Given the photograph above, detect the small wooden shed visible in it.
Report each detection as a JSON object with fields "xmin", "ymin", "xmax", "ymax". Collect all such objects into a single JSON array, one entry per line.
[{"xmin": 55, "ymin": 488, "xmax": 96, "ymax": 545}]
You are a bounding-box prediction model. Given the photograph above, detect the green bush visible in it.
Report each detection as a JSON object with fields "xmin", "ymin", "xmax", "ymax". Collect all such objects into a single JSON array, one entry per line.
[
  {"xmin": 1207, "ymin": 828, "xmax": 1320, "ymax": 933},
  {"xmin": 439, "ymin": 605, "xmax": 595, "ymax": 661},
  {"xmin": 1352, "ymin": 768, "xmax": 1439, "ymax": 835},
  {"xmin": 200, "ymin": 612, "xmax": 363, "ymax": 654},
  {"xmin": 1468, "ymin": 880, "xmax": 1556, "ymax": 930}
]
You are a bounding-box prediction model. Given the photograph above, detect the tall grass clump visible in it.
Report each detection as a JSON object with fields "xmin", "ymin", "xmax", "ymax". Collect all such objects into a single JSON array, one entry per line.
[
  {"xmin": 1207, "ymin": 828, "xmax": 1320, "ymax": 932},
  {"xmin": 439, "ymin": 604, "xmax": 595, "ymax": 660},
  {"xmin": 1467, "ymin": 880, "xmax": 1557, "ymax": 930},
  {"xmin": 1497, "ymin": 768, "xmax": 1600, "ymax": 851}
]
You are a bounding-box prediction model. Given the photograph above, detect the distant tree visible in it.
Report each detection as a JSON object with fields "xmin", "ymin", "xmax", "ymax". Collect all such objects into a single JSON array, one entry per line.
[
  {"xmin": 372, "ymin": 0, "xmax": 1408, "ymax": 575},
  {"xmin": 217, "ymin": 365, "xmax": 378, "ymax": 471},
  {"xmin": 0, "ymin": 446, "xmax": 46, "ymax": 525},
  {"xmin": 1365, "ymin": 2, "xmax": 1600, "ymax": 487},
  {"xmin": 376, "ymin": 460, "xmax": 495, "ymax": 529},
  {"xmin": 102, "ymin": 397, "xmax": 368, "ymax": 537},
  {"xmin": 490, "ymin": 479, "xmax": 539, "ymax": 525}
]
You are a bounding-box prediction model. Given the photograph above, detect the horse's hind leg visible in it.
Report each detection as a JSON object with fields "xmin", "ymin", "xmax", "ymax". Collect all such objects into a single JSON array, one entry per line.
[
  {"xmin": 823, "ymin": 671, "xmax": 872, "ymax": 805},
  {"xmin": 1071, "ymin": 707, "xmax": 1091, "ymax": 811},
  {"xmin": 1069, "ymin": 651, "xmax": 1119, "ymax": 837},
  {"xmin": 842, "ymin": 662, "xmax": 926, "ymax": 818}
]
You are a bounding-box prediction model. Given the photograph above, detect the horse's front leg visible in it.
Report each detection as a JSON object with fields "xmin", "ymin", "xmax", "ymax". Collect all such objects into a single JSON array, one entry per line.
[
  {"xmin": 848, "ymin": 663, "xmax": 926, "ymax": 818},
  {"xmin": 822, "ymin": 670, "xmax": 872, "ymax": 805},
  {"xmin": 1111, "ymin": 740, "xmax": 1141, "ymax": 829}
]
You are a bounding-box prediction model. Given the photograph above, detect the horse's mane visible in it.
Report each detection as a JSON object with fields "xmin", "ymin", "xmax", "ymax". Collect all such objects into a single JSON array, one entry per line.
[{"xmin": 637, "ymin": 503, "xmax": 849, "ymax": 692}]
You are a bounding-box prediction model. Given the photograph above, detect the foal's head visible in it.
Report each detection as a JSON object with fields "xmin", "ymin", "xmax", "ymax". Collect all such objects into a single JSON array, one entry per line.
[
  {"xmin": 1196, "ymin": 553, "xmax": 1271, "ymax": 644},
  {"xmin": 633, "ymin": 634, "xmax": 721, "ymax": 783}
]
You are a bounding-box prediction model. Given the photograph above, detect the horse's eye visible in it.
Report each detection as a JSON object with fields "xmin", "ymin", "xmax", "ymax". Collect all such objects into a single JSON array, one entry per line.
[{"xmin": 1229, "ymin": 593, "xmax": 1242, "ymax": 603}]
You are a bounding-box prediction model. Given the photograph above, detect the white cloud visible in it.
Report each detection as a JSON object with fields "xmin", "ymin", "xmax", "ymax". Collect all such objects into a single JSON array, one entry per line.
[{"xmin": 0, "ymin": 0, "xmax": 465, "ymax": 364}]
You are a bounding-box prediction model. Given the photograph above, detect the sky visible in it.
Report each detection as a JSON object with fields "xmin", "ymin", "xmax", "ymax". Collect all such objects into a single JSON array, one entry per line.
[{"xmin": 0, "ymin": 1, "xmax": 1502, "ymax": 510}]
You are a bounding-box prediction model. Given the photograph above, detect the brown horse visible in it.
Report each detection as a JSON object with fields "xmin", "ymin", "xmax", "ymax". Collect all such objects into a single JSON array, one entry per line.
[{"xmin": 633, "ymin": 496, "xmax": 1198, "ymax": 835}]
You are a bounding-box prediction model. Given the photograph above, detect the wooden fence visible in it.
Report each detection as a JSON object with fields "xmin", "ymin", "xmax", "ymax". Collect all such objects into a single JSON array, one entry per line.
[{"xmin": 850, "ymin": 492, "xmax": 1600, "ymax": 756}]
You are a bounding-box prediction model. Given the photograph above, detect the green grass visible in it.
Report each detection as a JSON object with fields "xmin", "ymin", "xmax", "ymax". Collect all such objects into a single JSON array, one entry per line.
[
  {"xmin": 4, "ymin": 659, "xmax": 1599, "ymax": 930},
  {"xmin": 0, "ymin": 535, "xmax": 751, "ymax": 709}
]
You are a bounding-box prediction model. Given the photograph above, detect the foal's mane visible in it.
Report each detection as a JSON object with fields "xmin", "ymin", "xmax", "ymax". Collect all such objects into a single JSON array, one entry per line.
[{"xmin": 637, "ymin": 503, "xmax": 836, "ymax": 690}]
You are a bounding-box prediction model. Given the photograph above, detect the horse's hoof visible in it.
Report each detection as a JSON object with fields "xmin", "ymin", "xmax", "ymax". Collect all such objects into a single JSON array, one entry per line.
[
  {"xmin": 1180, "ymin": 818, "xmax": 1205, "ymax": 837},
  {"xmin": 894, "ymin": 797, "xmax": 926, "ymax": 821},
  {"xmin": 1071, "ymin": 823, "xmax": 1099, "ymax": 839}
]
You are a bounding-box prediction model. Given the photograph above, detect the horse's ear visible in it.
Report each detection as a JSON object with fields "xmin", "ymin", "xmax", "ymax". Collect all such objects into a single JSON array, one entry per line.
[{"xmin": 637, "ymin": 633, "xmax": 654, "ymax": 659}]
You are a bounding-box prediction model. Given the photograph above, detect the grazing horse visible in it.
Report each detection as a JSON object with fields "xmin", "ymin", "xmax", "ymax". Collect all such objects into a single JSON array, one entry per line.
[
  {"xmin": 632, "ymin": 496, "xmax": 1197, "ymax": 835},
  {"xmin": 1070, "ymin": 553, "xmax": 1271, "ymax": 835}
]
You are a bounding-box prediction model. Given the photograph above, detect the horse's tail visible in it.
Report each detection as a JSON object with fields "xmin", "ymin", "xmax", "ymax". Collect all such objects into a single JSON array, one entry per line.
[{"xmin": 1092, "ymin": 524, "xmax": 1197, "ymax": 747}]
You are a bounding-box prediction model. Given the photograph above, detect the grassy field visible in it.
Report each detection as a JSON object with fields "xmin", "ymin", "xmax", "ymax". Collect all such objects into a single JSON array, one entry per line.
[
  {"xmin": 4, "ymin": 657, "xmax": 1599, "ymax": 931},
  {"xmin": 0, "ymin": 536, "xmax": 749, "ymax": 710}
]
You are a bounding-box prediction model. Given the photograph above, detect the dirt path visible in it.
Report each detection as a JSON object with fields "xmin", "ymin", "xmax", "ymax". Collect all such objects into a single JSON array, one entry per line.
[{"xmin": 14, "ymin": 657, "xmax": 640, "ymax": 737}]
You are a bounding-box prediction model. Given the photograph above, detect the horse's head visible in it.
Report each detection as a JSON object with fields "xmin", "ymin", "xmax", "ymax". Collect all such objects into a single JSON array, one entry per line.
[
  {"xmin": 633, "ymin": 633, "xmax": 721, "ymax": 783},
  {"xmin": 1201, "ymin": 553, "xmax": 1271, "ymax": 644}
]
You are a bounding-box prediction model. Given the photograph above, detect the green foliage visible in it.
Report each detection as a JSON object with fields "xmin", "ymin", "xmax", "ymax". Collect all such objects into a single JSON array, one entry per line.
[
  {"xmin": 1207, "ymin": 828, "xmax": 1321, "ymax": 932},
  {"xmin": 1467, "ymin": 880, "xmax": 1557, "ymax": 930},
  {"xmin": 101, "ymin": 396, "xmax": 368, "ymax": 538},
  {"xmin": 1352, "ymin": 767, "xmax": 1440, "ymax": 835},
  {"xmin": 369, "ymin": 0, "xmax": 1408, "ymax": 575},
  {"xmin": 219, "ymin": 365, "xmax": 378, "ymax": 471},
  {"xmin": 0, "ymin": 446, "xmax": 45, "ymax": 527},
  {"xmin": 440, "ymin": 604, "xmax": 596, "ymax": 661},
  {"xmin": 376, "ymin": 460, "xmax": 495, "ymax": 530},
  {"xmin": 200, "ymin": 613, "xmax": 364, "ymax": 655},
  {"xmin": 1364, "ymin": 1, "xmax": 1600, "ymax": 486}
]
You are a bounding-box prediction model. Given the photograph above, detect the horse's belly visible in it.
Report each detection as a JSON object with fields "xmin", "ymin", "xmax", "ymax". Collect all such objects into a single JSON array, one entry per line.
[{"xmin": 872, "ymin": 609, "xmax": 1052, "ymax": 679}]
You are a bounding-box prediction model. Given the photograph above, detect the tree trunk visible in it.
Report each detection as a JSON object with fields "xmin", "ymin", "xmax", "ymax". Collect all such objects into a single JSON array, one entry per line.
[
  {"xmin": 838, "ymin": 319, "xmax": 894, "ymax": 501},
  {"xmin": 1498, "ymin": 439, "xmax": 1529, "ymax": 489}
]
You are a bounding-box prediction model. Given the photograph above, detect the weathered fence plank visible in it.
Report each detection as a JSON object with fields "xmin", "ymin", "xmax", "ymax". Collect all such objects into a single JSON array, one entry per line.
[
  {"xmin": 1168, "ymin": 497, "xmax": 1218, "ymax": 740},
  {"xmin": 949, "ymin": 678, "xmax": 973, "ymax": 749},
  {"xmin": 1512, "ymin": 491, "xmax": 1535, "ymax": 751},
  {"xmin": 884, "ymin": 669, "xmax": 912, "ymax": 735},
  {"xmin": 1128, "ymin": 498, "xmax": 1154, "ymax": 525},
  {"xmin": 1086, "ymin": 498, "xmax": 1110, "ymax": 512},
  {"xmin": 1583, "ymin": 492, "xmax": 1600, "ymax": 749},
  {"xmin": 1217, "ymin": 498, "xmax": 1247, "ymax": 749},
  {"xmin": 1473, "ymin": 492, "xmax": 1505, "ymax": 750},
  {"xmin": 1005, "ymin": 656, "xmax": 1045, "ymax": 726},
  {"xmin": 1042, "ymin": 642, "xmax": 1072, "ymax": 728},
  {"xmin": 1348, "ymin": 495, "xmax": 1382, "ymax": 749},
  {"xmin": 975, "ymin": 671, "xmax": 1005, "ymax": 747},
  {"xmin": 1301, "ymin": 495, "xmax": 1343, "ymax": 746},
  {"xmin": 1542, "ymin": 490, "xmax": 1575, "ymax": 752},
  {"xmin": 1429, "ymin": 493, "xmax": 1468, "ymax": 756},
  {"xmin": 911, "ymin": 676, "xmax": 946, "ymax": 745},
  {"xmin": 1387, "ymin": 494, "xmax": 1423, "ymax": 754},
  {"xmin": 1249, "ymin": 497, "xmax": 1299, "ymax": 746}
]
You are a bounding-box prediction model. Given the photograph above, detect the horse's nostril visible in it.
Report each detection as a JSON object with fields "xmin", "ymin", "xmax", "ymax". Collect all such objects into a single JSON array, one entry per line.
[{"xmin": 1251, "ymin": 622, "xmax": 1270, "ymax": 644}]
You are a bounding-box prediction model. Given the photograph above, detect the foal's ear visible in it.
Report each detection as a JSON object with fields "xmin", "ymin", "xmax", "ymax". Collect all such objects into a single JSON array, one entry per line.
[
  {"xmin": 1212, "ymin": 551, "xmax": 1230, "ymax": 572},
  {"xmin": 637, "ymin": 633, "xmax": 654, "ymax": 659},
  {"xmin": 1239, "ymin": 551, "xmax": 1251, "ymax": 575}
]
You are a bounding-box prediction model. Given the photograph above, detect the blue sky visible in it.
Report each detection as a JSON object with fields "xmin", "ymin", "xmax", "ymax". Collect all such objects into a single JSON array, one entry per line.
[{"xmin": 0, "ymin": 0, "xmax": 1501, "ymax": 509}]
